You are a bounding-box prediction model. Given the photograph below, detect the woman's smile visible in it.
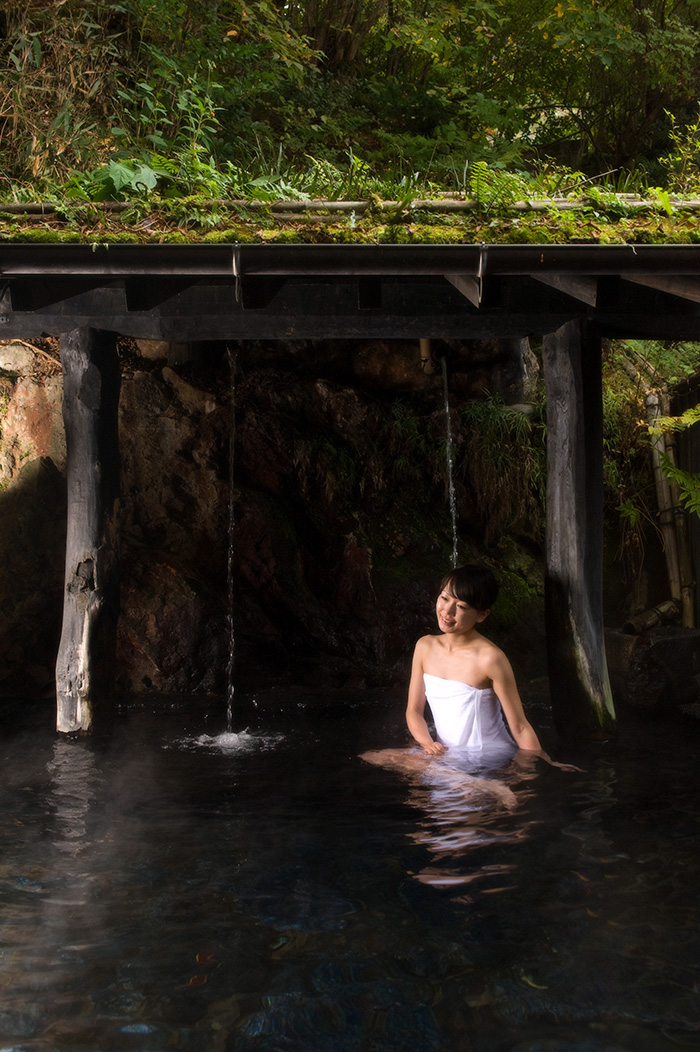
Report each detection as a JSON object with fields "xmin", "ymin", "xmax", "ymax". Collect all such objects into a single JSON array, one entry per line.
[{"xmin": 435, "ymin": 591, "xmax": 486, "ymax": 634}]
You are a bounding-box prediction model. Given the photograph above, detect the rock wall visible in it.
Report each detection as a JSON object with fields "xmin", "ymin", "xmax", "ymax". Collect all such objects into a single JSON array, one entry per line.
[{"xmin": 0, "ymin": 336, "xmax": 546, "ymax": 700}]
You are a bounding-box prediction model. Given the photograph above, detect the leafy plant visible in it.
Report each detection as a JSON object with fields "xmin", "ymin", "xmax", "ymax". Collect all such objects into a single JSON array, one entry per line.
[
  {"xmin": 622, "ymin": 340, "xmax": 700, "ymax": 388},
  {"xmin": 648, "ymin": 404, "xmax": 700, "ymax": 436},
  {"xmin": 647, "ymin": 400, "xmax": 700, "ymax": 526},
  {"xmin": 4, "ymin": 0, "xmax": 700, "ymax": 206},
  {"xmin": 660, "ymin": 108, "xmax": 700, "ymax": 195},
  {"xmin": 461, "ymin": 390, "xmax": 546, "ymax": 542},
  {"xmin": 647, "ymin": 186, "xmax": 674, "ymax": 217},
  {"xmin": 468, "ymin": 161, "xmax": 543, "ymax": 213},
  {"xmin": 659, "ymin": 453, "xmax": 700, "ymax": 518}
]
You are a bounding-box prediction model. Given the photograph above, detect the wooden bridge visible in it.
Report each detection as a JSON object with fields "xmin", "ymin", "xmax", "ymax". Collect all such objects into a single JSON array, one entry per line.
[{"xmin": 3, "ymin": 241, "xmax": 700, "ymax": 735}]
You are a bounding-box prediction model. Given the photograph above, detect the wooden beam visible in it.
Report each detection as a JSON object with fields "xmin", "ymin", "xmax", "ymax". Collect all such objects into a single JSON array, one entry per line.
[
  {"xmin": 532, "ymin": 273, "xmax": 599, "ymax": 307},
  {"xmin": 623, "ymin": 274, "xmax": 700, "ymax": 303},
  {"xmin": 56, "ymin": 327, "xmax": 121, "ymax": 733},
  {"xmin": 542, "ymin": 319, "xmax": 616, "ymax": 740},
  {"xmin": 4, "ymin": 271, "xmax": 700, "ymax": 340},
  {"xmin": 9, "ymin": 278, "xmax": 112, "ymax": 312},
  {"xmin": 445, "ymin": 273, "xmax": 481, "ymax": 307}
]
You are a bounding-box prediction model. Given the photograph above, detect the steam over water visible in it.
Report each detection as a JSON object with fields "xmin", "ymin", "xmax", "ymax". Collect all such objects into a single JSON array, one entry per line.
[{"xmin": 0, "ymin": 691, "xmax": 699, "ymax": 1051}]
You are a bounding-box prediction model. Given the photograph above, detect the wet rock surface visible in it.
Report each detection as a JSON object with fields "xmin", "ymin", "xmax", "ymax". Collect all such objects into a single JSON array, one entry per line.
[
  {"xmin": 606, "ymin": 626, "xmax": 700, "ymax": 711},
  {"xmin": 1, "ymin": 336, "xmax": 547, "ymax": 698}
]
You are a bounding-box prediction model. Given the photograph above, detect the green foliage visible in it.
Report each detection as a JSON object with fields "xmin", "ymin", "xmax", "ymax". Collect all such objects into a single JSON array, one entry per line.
[
  {"xmin": 644, "ymin": 393, "xmax": 700, "ymax": 528},
  {"xmin": 0, "ymin": 0, "xmax": 320, "ymax": 188},
  {"xmin": 647, "ymin": 187, "xmax": 674, "ymax": 217},
  {"xmin": 661, "ymin": 109, "xmax": 700, "ymax": 194},
  {"xmin": 460, "ymin": 391, "xmax": 547, "ymax": 542},
  {"xmin": 648, "ymin": 404, "xmax": 700, "ymax": 435},
  {"xmin": 601, "ymin": 345, "xmax": 655, "ymax": 571},
  {"xmin": 535, "ymin": 0, "xmax": 700, "ymax": 170},
  {"xmin": 113, "ymin": 48, "xmax": 224, "ymax": 155},
  {"xmin": 488, "ymin": 559, "xmax": 542, "ymax": 630},
  {"xmin": 468, "ymin": 162, "xmax": 542, "ymax": 212},
  {"xmin": 659, "ymin": 452, "xmax": 700, "ymax": 518},
  {"xmin": 3, "ymin": 0, "xmax": 700, "ymax": 204},
  {"xmin": 294, "ymin": 435, "xmax": 361, "ymax": 505},
  {"xmin": 71, "ymin": 159, "xmax": 160, "ymax": 200},
  {"xmin": 385, "ymin": 398, "xmax": 442, "ymax": 490},
  {"xmin": 623, "ymin": 341, "xmax": 700, "ymax": 387},
  {"xmin": 602, "ymin": 341, "xmax": 700, "ymax": 579}
]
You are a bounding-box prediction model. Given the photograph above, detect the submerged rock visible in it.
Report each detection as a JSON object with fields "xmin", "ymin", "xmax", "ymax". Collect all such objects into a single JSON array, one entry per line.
[{"xmin": 606, "ymin": 626, "xmax": 700, "ymax": 710}]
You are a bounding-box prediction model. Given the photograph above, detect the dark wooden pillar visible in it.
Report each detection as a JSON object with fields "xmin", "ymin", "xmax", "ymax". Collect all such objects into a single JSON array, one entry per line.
[
  {"xmin": 56, "ymin": 328, "xmax": 120, "ymax": 733},
  {"xmin": 542, "ymin": 319, "xmax": 616, "ymax": 739}
]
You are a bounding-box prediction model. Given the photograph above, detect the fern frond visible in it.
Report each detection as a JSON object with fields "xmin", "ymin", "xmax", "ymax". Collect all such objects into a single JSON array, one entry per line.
[
  {"xmin": 648, "ymin": 402, "xmax": 700, "ymax": 434},
  {"xmin": 660, "ymin": 452, "xmax": 700, "ymax": 517},
  {"xmin": 469, "ymin": 160, "xmax": 490, "ymax": 205}
]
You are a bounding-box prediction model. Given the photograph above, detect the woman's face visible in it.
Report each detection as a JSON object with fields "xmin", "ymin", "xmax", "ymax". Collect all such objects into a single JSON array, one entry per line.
[{"xmin": 435, "ymin": 588, "xmax": 488, "ymax": 636}]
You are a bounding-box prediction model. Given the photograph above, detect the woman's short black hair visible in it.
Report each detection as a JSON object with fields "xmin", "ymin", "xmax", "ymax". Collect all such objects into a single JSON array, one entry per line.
[{"xmin": 438, "ymin": 564, "xmax": 499, "ymax": 612}]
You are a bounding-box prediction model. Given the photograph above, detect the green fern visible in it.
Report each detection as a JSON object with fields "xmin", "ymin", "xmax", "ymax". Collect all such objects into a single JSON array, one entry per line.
[
  {"xmin": 648, "ymin": 401, "xmax": 700, "ymax": 522},
  {"xmin": 469, "ymin": 160, "xmax": 491, "ymax": 206},
  {"xmin": 660, "ymin": 452, "xmax": 700, "ymax": 517},
  {"xmin": 468, "ymin": 162, "xmax": 537, "ymax": 212},
  {"xmin": 648, "ymin": 402, "xmax": 700, "ymax": 434}
]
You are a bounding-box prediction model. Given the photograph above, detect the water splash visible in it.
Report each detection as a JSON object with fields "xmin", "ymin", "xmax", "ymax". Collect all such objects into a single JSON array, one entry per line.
[
  {"xmin": 225, "ymin": 346, "xmax": 237, "ymax": 731},
  {"xmin": 182, "ymin": 730, "xmax": 284, "ymax": 753},
  {"xmin": 440, "ymin": 356, "xmax": 459, "ymax": 568}
]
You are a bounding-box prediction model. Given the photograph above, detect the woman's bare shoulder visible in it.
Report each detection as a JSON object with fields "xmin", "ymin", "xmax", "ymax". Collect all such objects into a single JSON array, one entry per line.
[
  {"xmin": 414, "ymin": 633, "xmax": 442, "ymax": 654},
  {"xmin": 478, "ymin": 636, "xmax": 514, "ymax": 674}
]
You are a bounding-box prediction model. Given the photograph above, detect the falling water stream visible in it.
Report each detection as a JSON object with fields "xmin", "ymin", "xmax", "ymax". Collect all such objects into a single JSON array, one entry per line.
[
  {"xmin": 440, "ymin": 356, "xmax": 459, "ymax": 568},
  {"xmin": 225, "ymin": 347, "xmax": 237, "ymax": 733}
]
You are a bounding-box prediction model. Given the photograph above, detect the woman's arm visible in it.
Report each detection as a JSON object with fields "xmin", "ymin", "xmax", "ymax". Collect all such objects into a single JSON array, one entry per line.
[
  {"xmin": 487, "ymin": 648, "xmax": 542, "ymax": 751},
  {"xmin": 492, "ymin": 654, "xmax": 584, "ymax": 769},
  {"xmin": 406, "ymin": 638, "xmax": 446, "ymax": 755}
]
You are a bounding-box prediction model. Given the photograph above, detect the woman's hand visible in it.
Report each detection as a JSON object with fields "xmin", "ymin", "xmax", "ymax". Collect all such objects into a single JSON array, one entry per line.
[
  {"xmin": 422, "ymin": 739, "xmax": 447, "ymax": 755},
  {"xmin": 544, "ymin": 757, "xmax": 585, "ymax": 772}
]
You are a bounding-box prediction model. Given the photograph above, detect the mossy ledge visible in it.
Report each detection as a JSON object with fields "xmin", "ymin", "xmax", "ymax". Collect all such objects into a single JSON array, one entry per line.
[{"xmin": 3, "ymin": 196, "xmax": 700, "ymax": 245}]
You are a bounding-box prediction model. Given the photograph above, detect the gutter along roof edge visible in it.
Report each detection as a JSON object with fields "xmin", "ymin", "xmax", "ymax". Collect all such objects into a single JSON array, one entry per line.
[{"xmin": 2, "ymin": 242, "xmax": 700, "ymax": 277}]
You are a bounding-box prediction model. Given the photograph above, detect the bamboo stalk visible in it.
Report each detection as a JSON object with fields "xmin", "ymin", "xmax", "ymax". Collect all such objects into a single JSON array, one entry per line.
[
  {"xmin": 660, "ymin": 390, "xmax": 696, "ymax": 627},
  {"xmin": 646, "ymin": 390, "xmax": 682, "ymax": 603},
  {"xmin": 4, "ymin": 195, "xmax": 700, "ymax": 217}
]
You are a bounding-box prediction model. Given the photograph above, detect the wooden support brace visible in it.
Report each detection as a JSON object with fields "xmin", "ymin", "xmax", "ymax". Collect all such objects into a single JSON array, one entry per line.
[
  {"xmin": 542, "ymin": 319, "xmax": 616, "ymax": 739},
  {"xmin": 56, "ymin": 327, "xmax": 121, "ymax": 733},
  {"xmin": 532, "ymin": 273, "xmax": 599, "ymax": 307},
  {"xmin": 445, "ymin": 273, "xmax": 481, "ymax": 307},
  {"xmin": 624, "ymin": 274, "xmax": 700, "ymax": 303}
]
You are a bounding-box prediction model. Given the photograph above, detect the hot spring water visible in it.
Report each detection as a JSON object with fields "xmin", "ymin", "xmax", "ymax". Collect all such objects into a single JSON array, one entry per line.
[
  {"xmin": 0, "ymin": 692, "xmax": 699, "ymax": 1052},
  {"xmin": 2, "ymin": 349, "xmax": 697, "ymax": 1050}
]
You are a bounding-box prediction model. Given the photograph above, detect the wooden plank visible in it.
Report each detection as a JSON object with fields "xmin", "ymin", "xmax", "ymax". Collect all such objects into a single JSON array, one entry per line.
[
  {"xmin": 542, "ymin": 319, "xmax": 616, "ymax": 739},
  {"xmin": 0, "ymin": 311, "xmax": 581, "ymax": 342},
  {"xmin": 55, "ymin": 327, "xmax": 121, "ymax": 733},
  {"xmin": 7, "ymin": 304, "xmax": 700, "ymax": 341}
]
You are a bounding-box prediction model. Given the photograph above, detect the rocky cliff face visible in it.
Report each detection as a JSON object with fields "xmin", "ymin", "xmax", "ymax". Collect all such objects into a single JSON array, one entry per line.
[{"xmin": 0, "ymin": 336, "xmax": 545, "ymax": 700}]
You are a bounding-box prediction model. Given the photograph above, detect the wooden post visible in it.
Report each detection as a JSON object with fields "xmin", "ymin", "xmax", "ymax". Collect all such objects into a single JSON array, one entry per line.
[
  {"xmin": 542, "ymin": 319, "xmax": 616, "ymax": 739},
  {"xmin": 56, "ymin": 328, "xmax": 120, "ymax": 733}
]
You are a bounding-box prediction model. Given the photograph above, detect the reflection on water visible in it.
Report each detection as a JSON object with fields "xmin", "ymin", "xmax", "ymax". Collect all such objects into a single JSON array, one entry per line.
[
  {"xmin": 0, "ymin": 696, "xmax": 699, "ymax": 1051},
  {"xmin": 361, "ymin": 744, "xmax": 537, "ymax": 890}
]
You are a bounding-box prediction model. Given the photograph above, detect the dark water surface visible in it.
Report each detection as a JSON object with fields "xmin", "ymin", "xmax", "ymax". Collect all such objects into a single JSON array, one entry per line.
[{"xmin": 0, "ymin": 691, "xmax": 699, "ymax": 1052}]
